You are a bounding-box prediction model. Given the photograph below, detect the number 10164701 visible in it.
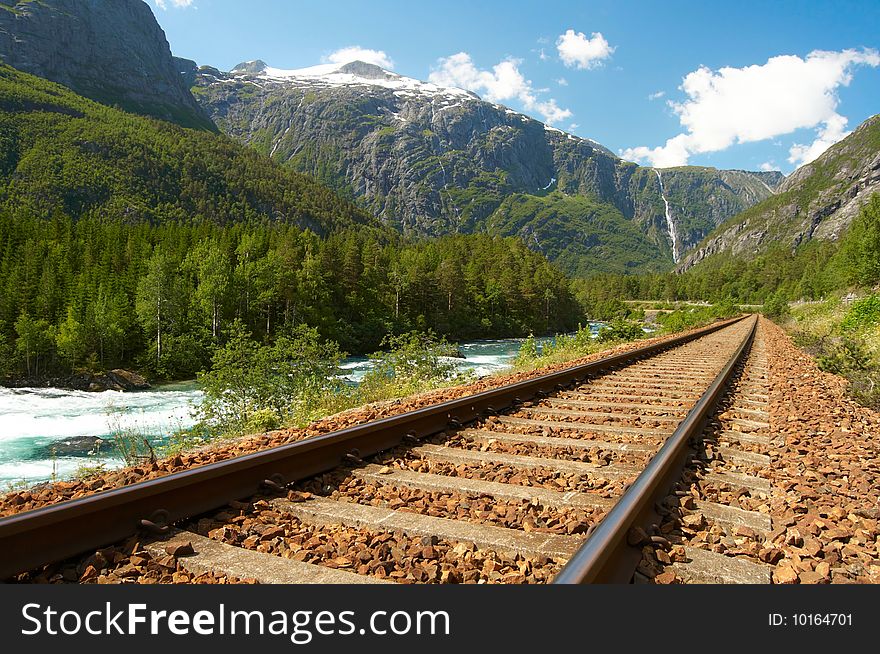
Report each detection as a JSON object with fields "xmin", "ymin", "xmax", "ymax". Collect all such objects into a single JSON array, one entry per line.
[{"xmin": 769, "ymin": 613, "xmax": 853, "ymax": 627}]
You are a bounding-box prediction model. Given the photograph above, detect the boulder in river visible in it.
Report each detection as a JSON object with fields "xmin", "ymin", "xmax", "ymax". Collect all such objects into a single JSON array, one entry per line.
[
  {"xmin": 87, "ymin": 369, "xmax": 151, "ymax": 392},
  {"xmin": 107, "ymin": 369, "xmax": 151, "ymax": 391}
]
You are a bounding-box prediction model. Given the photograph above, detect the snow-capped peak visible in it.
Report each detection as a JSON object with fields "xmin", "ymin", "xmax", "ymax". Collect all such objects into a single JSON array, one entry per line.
[
  {"xmin": 229, "ymin": 59, "xmax": 479, "ymax": 101},
  {"xmin": 224, "ymin": 59, "xmax": 610, "ymax": 152}
]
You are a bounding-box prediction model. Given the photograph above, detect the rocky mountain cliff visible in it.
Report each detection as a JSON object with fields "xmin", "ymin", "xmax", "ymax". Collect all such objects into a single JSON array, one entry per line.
[
  {"xmin": 679, "ymin": 113, "xmax": 880, "ymax": 271},
  {"xmin": 0, "ymin": 0, "xmax": 213, "ymax": 130},
  {"xmin": 192, "ymin": 60, "xmax": 782, "ymax": 274}
]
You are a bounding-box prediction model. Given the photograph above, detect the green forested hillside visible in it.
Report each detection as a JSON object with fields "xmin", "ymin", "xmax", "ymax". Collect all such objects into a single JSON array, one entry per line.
[
  {"xmin": 0, "ymin": 65, "xmax": 375, "ymax": 234},
  {"xmin": 483, "ymin": 191, "xmax": 669, "ymax": 276}
]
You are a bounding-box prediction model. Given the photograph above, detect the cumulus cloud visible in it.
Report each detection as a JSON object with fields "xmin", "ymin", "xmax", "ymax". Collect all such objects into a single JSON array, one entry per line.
[
  {"xmin": 154, "ymin": 0, "xmax": 194, "ymax": 9},
  {"xmin": 760, "ymin": 161, "xmax": 778, "ymax": 172},
  {"xmin": 788, "ymin": 112, "xmax": 850, "ymax": 166},
  {"xmin": 429, "ymin": 52, "xmax": 572, "ymax": 124},
  {"xmin": 556, "ymin": 77, "xmax": 569, "ymax": 86},
  {"xmin": 556, "ymin": 29, "xmax": 614, "ymax": 69},
  {"xmin": 622, "ymin": 48, "xmax": 880, "ymax": 168},
  {"xmin": 324, "ymin": 46, "xmax": 394, "ymax": 69},
  {"xmin": 648, "ymin": 90, "xmax": 665, "ymax": 101}
]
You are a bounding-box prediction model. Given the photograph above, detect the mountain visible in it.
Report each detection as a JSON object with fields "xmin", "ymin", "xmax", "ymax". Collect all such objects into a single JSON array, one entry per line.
[
  {"xmin": 0, "ymin": 64, "xmax": 376, "ymax": 234},
  {"xmin": 191, "ymin": 59, "xmax": 783, "ymax": 274},
  {"xmin": 0, "ymin": 0, "xmax": 213, "ymax": 130},
  {"xmin": 679, "ymin": 113, "xmax": 880, "ymax": 271}
]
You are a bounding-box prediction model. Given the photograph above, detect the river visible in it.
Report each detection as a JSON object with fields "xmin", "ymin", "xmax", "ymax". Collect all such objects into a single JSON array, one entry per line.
[{"xmin": 0, "ymin": 333, "xmax": 593, "ymax": 487}]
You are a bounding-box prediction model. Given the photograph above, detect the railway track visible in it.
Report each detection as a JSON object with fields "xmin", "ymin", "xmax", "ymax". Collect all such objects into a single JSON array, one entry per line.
[
  {"xmin": 634, "ymin": 332, "xmax": 775, "ymax": 584},
  {"xmin": 1, "ymin": 314, "xmax": 770, "ymax": 584}
]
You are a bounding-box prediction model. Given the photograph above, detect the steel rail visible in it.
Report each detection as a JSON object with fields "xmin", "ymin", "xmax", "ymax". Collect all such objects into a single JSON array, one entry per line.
[
  {"xmin": 0, "ymin": 315, "xmax": 749, "ymax": 580},
  {"xmin": 552, "ymin": 314, "xmax": 758, "ymax": 584}
]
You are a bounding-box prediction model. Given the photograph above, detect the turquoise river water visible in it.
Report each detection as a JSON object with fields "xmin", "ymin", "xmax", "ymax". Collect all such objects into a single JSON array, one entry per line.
[{"xmin": 1, "ymin": 333, "xmax": 605, "ymax": 487}]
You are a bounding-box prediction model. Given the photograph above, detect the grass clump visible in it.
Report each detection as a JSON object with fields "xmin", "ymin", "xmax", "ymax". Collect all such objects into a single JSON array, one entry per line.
[{"xmin": 514, "ymin": 323, "xmax": 605, "ymax": 370}]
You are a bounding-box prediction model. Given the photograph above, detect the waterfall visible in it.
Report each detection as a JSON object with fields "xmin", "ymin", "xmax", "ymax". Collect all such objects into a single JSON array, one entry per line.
[{"xmin": 655, "ymin": 169, "xmax": 679, "ymax": 263}]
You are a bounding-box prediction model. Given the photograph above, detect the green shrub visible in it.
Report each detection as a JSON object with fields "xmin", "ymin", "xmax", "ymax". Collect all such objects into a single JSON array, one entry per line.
[
  {"xmin": 816, "ymin": 337, "xmax": 872, "ymax": 375},
  {"xmin": 840, "ymin": 294, "xmax": 880, "ymax": 331},
  {"xmin": 358, "ymin": 331, "xmax": 462, "ymax": 400},
  {"xmin": 815, "ymin": 336, "xmax": 880, "ymax": 409},
  {"xmin": 762, "ymin": 291, "xmax": 789, "ymax": 319},
  {"xmin": 515, "ymin": 334, "xmax": 539, "ymax": 364},
  {"xmin": 841, "ymin": 194, "xmax": 880, "ymax": 286},
  {"xmin": 196, "ymin": 321, "xmax": 346, "ymax": 435},
  {"xmin": 598, "ymin": 319, "xmax": 644, "ymax": 343}
]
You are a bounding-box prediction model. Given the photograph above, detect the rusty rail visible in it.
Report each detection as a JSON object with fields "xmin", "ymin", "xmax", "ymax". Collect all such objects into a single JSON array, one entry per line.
[
  {"xmin": 0, "ymin": 315, "xmax": 749, "ymax": 579},
  {"xmin": 553, "ymin": 314, "xmax": 758, "ymax": 583}
]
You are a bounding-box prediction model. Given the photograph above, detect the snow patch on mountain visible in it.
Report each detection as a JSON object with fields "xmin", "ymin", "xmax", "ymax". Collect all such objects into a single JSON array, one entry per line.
[{"xmin": 233, "ymin": 60, "xmax": 479, "ymax": 104}]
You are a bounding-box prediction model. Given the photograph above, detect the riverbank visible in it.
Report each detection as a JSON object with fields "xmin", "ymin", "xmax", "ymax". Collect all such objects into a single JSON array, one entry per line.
[{"xmin": 1, "ymin": 368, "xmax": 151, "ymax": 393}]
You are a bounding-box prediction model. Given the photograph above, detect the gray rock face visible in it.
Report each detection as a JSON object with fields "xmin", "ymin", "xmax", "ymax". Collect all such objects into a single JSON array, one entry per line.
[
  {"xmin": 0, "ymin": 0, "xmax": 213, "ymax": 129},
  {"xmin": 678, "ymin": 114, "xmax": 880, "ymax": 271},
  {"xmin": 192, "ymin": 61, "xmax": 781, "ymax": 269}
]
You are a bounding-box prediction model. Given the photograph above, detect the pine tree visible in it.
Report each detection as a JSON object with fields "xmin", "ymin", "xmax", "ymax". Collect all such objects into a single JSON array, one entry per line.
[{"xmin": 135, "ymin": 248, "xmax": 181, "ymax": 368}]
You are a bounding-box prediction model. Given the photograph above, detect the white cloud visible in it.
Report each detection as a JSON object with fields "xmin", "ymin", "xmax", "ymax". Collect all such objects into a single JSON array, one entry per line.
[
  {"xmin": 538, "ymin": 48, "xmax": 549, "ymax": 62},
  {"xmin": 154, "ymin": 0, "xmax": 194, "ymax": 9},
  {"xmin": 568, "ymin": 123, "xmax": 579, "ymax": 131},
  {"xmin": 622, "ymin": 48, "xmax": 880, "ymax": 168},
  {"xmin": 556, "ymin": 29, "xmax": 614, "ymax": 69},
  {"xmin": 788, "ymin": 112, "xmax": 850, "ymax": 166},
  {"xmin": 429, "ymin": 52, "xmax": 572, "ymax": 125},
  {"xmin": 324, "ymin": 46, "xmax": 394, "ymax": 69},
  {"xmin": 621, "ymin": 134, "xmax": 692, "ymax": 168},
  {"xmin": 760, "ymin": 161, "xmax": 778, "ymax": 172},
  {"xmin": 556, "ymin": 77, "xmax": 569, "ymax": 86},
  {"xmin": 648, "ymin": 90, "xmax": 665, "ymax": 101}
]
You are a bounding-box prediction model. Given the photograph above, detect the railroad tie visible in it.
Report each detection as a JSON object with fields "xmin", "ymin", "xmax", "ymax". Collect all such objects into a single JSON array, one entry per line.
[
  {"xmin": 726, "ymin": 406, "xmax": 770, "ymax": 420},
  {"xmin": 692, "ymin": 500, "xmax": 772, "ymax": 534},
  {"xmin": 458, "ymin": 428, "xmax": 655, "ymax": 453},
  {"xmin": 671, "ymin": 546, "xmax": 772, "ymax": 584},
  {"xmin": 144, "ymin": 529, "xmax": 388, "ymax": 584},
  {"xmin": 727, "ymin": 417, "xmax": 771, "ymax": 432},
  {"xmin": 713, "ymin": 430, "xmax": 771, "ymax": 447},
  {"xmin": 547, "ymin": 398, "xmax": 690, "ymax": 414},
  {"xmin": 561, "ymin": 390, "xmax": 698, "ymax": 403},
  {"xmin": 410, "ymin": 444, "xmax": 639, "ymax": 480},
  {"xmin": 730, "ymin": 397, "xmax": 770, "ymax": 409},
  {"xmin": 272, "ymin": 497, "xmax": 583, "ymax": 560},
  {"xmin": 497, "ymin": 415, "xmax": 667, "ymax": 437},
  {"xmin": 703, "ymin": 470, "xmax": 772, "ymax": 494},
  {"xmin": 353, "ymin": 464, "xmax": 615, "ymax": 510},
  {"xmin": 517, "ymin": 406, "xmax": 681, "ymax": 423},
  {"xmin": 714, "ymin": 445, "xmax": 771, "ymax": 467},
  {"xmin": 570, "ymin": 386, "xmax": 703, "ymax": 398},
  {"xmin": 586, "ymin": 380, "xmax": 705, "ymax": 391}
]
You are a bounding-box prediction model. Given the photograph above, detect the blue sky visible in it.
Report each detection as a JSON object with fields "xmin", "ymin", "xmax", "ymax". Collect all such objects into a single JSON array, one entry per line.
[{"xmin": 151, "ymin": 0, "xmax": 880, "ymax": 174}]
